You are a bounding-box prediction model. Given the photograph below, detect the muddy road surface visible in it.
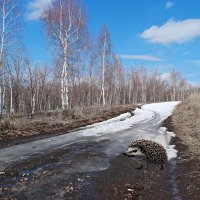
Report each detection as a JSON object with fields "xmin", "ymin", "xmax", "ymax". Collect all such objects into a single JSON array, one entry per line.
[{"xmin": 0, "ymin": 103, "xmax": 181, "ymax": 200}]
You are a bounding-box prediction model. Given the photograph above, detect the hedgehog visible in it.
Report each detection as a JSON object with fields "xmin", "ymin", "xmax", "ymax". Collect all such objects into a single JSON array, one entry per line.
[{"xmin": 123, "ymin": 139, "xmax": 168, "ymax": 170}]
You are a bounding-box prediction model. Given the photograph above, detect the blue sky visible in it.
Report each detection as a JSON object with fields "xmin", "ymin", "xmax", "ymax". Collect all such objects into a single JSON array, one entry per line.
[{"xmin": 23, "ymin": 0, "xmax": 200, "ymax": 85}]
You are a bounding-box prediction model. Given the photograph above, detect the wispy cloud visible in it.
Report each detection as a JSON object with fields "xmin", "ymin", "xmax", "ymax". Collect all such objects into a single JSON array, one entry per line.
[
  {"xmin": 26, "ymin": 0, "xmax": 55, "ymax": 21},
  {"xmin": 140, "ymin": 18, "xmax": 200, "ymax": 45},
  {"xmin": 165, "ymin": 1, "xmax": 175, "ymax": 9},
  {"xmin": 119, "ymin": 54, "xmax": 162, "ymax": 62}
]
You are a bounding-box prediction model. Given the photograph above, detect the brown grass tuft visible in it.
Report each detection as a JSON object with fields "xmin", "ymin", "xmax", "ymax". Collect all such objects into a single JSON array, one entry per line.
[
  {"xmin": 172, "ymin": 93, "xmax": 200, "ymax": 155},
  {"xmin": 62, "ymin": 107, "xmax": 84, "ymax": 119}
]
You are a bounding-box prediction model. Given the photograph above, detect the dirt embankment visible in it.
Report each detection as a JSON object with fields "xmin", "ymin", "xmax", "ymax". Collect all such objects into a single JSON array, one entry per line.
[
  {"xmin": 164, "ymin": 93, "xmax": 200, "ymax": 200},
  {"xmin": 0, "ymin": 105, "xmax": 138, "ymax": 148}
]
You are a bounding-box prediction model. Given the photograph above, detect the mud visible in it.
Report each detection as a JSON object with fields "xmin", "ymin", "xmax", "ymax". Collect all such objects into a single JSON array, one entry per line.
[
  {"xmin": 0, "ymin": 138, "xmax": 180, "ymax": 200},
  {"xmin": 171, "ymin": 137, "xmax": 200, "ymax": 200}
]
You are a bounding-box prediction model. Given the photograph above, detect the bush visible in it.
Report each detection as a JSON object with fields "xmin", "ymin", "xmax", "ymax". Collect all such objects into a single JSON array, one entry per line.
[
  {"xmin": 0, "ymin": 119, "xmax": 11, "ymax": 131},
  {"xmin": 62, "ymin": 107, "xmax": 83, "ymax": 120}
]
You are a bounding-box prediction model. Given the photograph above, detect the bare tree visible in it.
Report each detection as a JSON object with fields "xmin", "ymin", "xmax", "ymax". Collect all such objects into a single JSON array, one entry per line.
[
  {"xmin": 42, "ymin": 0, "xmax": 87, "ymax": 110},
  {"xmin": 7, "ymin": 52, "xmax": 25, "ymax": 114},
  {"xmin": 96, "ymin": 25, "xmax": 112, "ymax": 106},
  {"xmin": 168, "ymin": 70, "xmax": 181, "ymax": 101},
  {"xmin": 113, "ymin": 55, "xmax": 123, "ymax": 105},
  {"xmin": 24, "ymin": 59, "xmax": 37, "ymax": 117},
  {"xmin": 0, "ymin": 0, "xmax": 20, "ymax": 117},
  {"xmin": 139, "ymin": 67, "xmax": 148, "ymax": 103}
]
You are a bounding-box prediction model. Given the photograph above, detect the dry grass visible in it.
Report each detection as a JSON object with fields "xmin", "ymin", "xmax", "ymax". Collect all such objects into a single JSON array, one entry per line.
[{"xmin": 172, "ymin": 93, "xmax": 200, "ymax": 155}]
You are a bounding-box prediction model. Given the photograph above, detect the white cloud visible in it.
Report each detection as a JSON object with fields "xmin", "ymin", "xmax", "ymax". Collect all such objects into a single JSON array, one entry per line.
[
  {"xmin": 119, "ymin": 54, "xmax": 162, "ymax": 62},
  {"xmin": 26, "ymin": 0, "xmax": 55, "ymax": 20},
  {"xmin": 165, "ymin": 1, "xmax": 175, "ymax": 9},
  {"xmin": 140, "ymin": 18, "xmax": 200, "ymax": 45}
]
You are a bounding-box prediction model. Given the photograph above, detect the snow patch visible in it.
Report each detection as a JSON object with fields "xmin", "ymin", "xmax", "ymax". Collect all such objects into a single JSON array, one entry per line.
[
  {"xmin": 142, "ymin": 101, "xmax": 180, "ymax": 122},
  {"xmin": 80, "ymin": 101, "xmax": 180, "ymax": 161},
  {"xmin": 81, "ymin": 108, "xmax": 154, "ymax": 137}
]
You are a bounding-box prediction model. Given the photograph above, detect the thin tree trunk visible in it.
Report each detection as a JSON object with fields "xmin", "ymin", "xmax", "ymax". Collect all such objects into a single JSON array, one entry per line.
[
  {"xmin": 0, "ymin": 2, "xmax": 5, "ymax": 117},
  {"xmin": 9, "ymin": 75, "xmax": 14, "ymax": 114},
  {"xmin": 31, "ymin": 92, "xmax": 36, "ymax": 115},
  {"xmin": 102, "ymin": 31, "xmax": 107, "ymax": 106}
]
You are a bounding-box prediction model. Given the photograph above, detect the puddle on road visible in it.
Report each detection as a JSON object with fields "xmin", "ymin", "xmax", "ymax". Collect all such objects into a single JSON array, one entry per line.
[
  {"xmin": 56, "ymin": 140, "xmax": 111, "ymax": 174},
  {"xmin": 0, "ymin": 140, "xmax": 111, "ymax": 190}
]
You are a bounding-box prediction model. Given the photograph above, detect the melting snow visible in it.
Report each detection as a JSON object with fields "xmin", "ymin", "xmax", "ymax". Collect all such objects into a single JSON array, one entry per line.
[
  {"xmin": 81, "ymin": 108, "xmax": 155, "ymax": 137},
  {"xmin": 80, "ymin": 101, "xmax": 180, "ymax": 160},
  {"xmin": 142, "ymin": 101, "xmax": 181, "ymax": 122}
]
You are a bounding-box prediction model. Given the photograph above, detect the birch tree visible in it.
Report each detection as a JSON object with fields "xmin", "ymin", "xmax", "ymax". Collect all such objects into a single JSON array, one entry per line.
[
  {"xmin": 139, "ymin": 67, "xmax": 148, "ymax": 103},
  {"xmin": 0, "ymin": 0, "xmax": 20, "ymax": 117},
  {"xmin": 169, "ymin": 70, "xmax": 181, "ymax": 101},
  {"xmin": 42, "ymin": 0, "xmax": 87, "ymax": 110},
  {"xmin": 8, "ymin": 52, "xmax": 25, "ymax": 113},
  {"xmin": 97, "ymin": 25, "xmax": 112, "ymax": 106},
  {"xmin": 113, "ymin": 55, "xmax": 123, "ymax": 105},
  {"xmin": 24, "ymin": 60, "xmax": 37, "ymax": 117}
]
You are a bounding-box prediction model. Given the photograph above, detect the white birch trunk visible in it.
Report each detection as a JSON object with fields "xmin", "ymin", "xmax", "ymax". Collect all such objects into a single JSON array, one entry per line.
[
  {"xmin": 9, "ymin": 75, "xmax": 14, "ymax": 114},
  {"xmin": 61, "ymin": 45, "xmax": 69, "ymax": 109},
  {"xmin": 128, "ymin": 76, "xmax": 132, "ymax": 103},
  {"xmin": 0, "ymin": 2, "xmax": 5, "ymax": 117},
  {"xmin": 102, "ymin": 31, "xmax": 107, "ymax": 106},
  {"xmin": 31, "ymin": 92, "xmax": 36, "ymax": 115}
]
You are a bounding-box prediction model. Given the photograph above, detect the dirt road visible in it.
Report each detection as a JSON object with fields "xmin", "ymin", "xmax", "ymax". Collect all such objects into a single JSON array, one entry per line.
[{"xmin": 0, "ymin": 102, "xmax": 181, "ymax": 200}]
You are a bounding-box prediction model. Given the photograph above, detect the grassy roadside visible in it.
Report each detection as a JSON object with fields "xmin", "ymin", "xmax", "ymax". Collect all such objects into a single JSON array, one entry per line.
[
  {"xmin": 172, "ymin": 93, "xmax": 200, "ymax": 154},
  {"xmin": 0, "ymin": 105, "xmax": 138, "ymax": 148},
  {"xmin": 164, "ymin": 93, "xmax": 200, "ymax": 200}
]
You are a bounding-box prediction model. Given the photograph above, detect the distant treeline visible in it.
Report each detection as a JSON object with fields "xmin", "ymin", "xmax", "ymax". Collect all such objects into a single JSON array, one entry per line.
[{"xmin": 0, "ymin": 0, "xmax": 199, "ymax": 116}]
